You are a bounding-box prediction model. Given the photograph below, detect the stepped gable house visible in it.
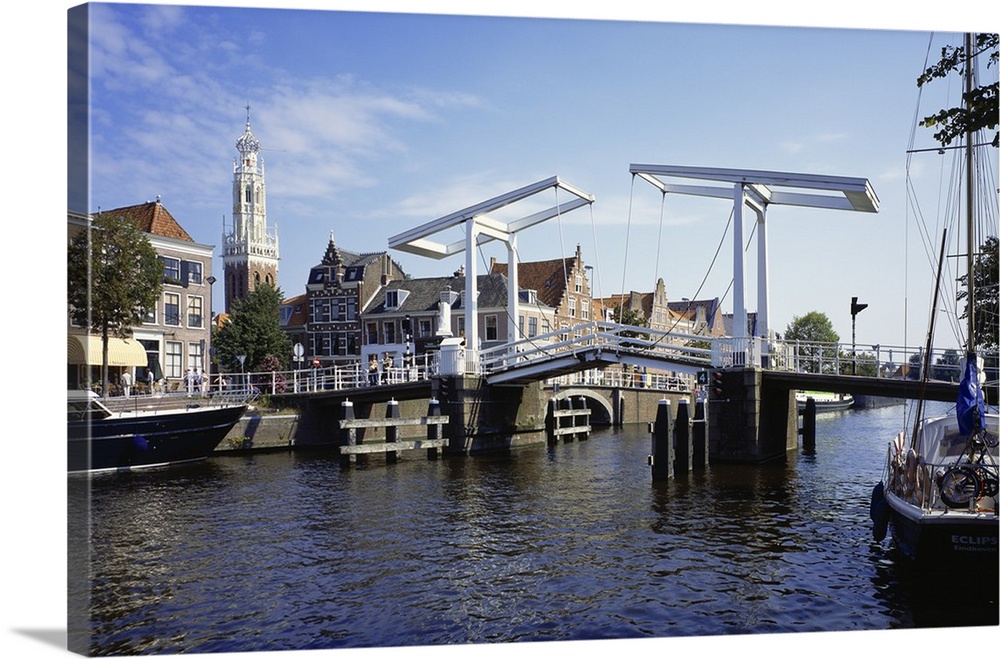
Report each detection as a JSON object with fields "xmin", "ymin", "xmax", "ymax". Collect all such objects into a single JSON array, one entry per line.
[
  {"xmin": 285, "ymin": 232, "xmax": 406, "ymax": 367},
  {"xmin": 489, "ymin": 244, "xmax": 594, "ymax": 339}
]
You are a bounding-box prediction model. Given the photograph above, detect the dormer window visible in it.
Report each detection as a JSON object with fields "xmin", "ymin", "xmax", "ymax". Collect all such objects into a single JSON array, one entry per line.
[{"xmin": 385, "ymin": 289, "xmax": 409, "ymax": 310}]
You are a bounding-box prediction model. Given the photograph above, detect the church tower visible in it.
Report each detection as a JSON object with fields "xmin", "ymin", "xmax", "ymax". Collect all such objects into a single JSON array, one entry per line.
[{"xmin": 222, "ymin": 106, "xmax": 279, "ymax": 313}]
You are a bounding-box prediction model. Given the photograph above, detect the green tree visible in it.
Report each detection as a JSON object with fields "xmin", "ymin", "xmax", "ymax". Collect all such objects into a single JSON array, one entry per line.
[
  {"xmin": 957, "ymin": 235, "xmax": 999, "ymax": 351},
  {"xmin": 918, "ymin": 33, "xmax": 998, "ymax": 148},
  {"xmin": 213, "ymin": 282, "xmax": 291, "ymax": 373},
  {"xmin": 932, "ymin": 348, "xmax": 963, "ymax": 382},
  {"xmin": 67, "ymin": 212, "xmax": 163, "ymax": 396},
  {"xmin": 785, "ymin": 311, "xmax": 840, "ymax": 373}
]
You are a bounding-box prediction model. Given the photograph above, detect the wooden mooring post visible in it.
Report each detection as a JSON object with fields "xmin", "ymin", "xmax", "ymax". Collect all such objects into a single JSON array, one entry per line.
[
  {"xmin": 648, "ymin": 399, "xmax": 674, "ymax": 481},
  {"xmin": 674, "ymin": 398, "xmax": 692, "ymax": 474},
  {"xmin": 337, "ymin": 399, "xmax": 449, "ymax": 465},
  {"xmin": 798, "ymin": 396, "xmax": 816, "ymax": 452}
]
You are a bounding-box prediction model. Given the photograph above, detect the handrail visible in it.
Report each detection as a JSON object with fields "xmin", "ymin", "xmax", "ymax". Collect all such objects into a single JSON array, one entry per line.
[{"xmin": 190, "ymin": 323, "xmax": 996, "ymax": 396}]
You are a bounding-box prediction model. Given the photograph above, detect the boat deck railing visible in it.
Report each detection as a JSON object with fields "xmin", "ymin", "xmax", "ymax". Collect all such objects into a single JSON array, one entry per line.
[{"xmin": 97, "ymin": 388, "xmax": 257, "ymax": 416}]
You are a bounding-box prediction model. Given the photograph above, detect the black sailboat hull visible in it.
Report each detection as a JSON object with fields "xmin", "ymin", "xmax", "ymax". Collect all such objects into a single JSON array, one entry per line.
[
  {"xmin": 886, "ymin": 492, "xmax": 999, "ymax": 573},
  {"xmin": 68, "ymin": 404, "xmax": 247, "ymax": 473}
]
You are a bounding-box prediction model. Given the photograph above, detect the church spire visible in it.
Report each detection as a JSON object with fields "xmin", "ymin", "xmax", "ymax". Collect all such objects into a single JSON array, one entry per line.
[{"xmin": 222, "ymin": 107, "xmax": 279, "ymax": 313}]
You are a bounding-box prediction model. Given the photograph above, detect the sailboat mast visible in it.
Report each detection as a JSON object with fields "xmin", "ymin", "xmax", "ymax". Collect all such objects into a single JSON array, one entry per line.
[{"xmin": 965, "ymin": 31, "xmax": 976, "ymax": 352}]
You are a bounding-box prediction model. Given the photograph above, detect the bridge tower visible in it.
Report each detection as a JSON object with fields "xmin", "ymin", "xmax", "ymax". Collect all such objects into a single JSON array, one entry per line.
[
  {"xmin": 388, "ymin": 176, "xmax": 594, "ymax": 366},
  {"xmin": 630, "ymin": 165, "xmax": 879, "ymax": 461}
]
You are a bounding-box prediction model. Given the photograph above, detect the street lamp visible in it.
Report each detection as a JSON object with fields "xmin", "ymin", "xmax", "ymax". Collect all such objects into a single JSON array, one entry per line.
[
  {"xmin": 851, "ymin": 296, "xmax": 868, "ymax": 375},
  {"xmin": 206, "ymin": 275, "xmax": 216, "ymax": 390}
]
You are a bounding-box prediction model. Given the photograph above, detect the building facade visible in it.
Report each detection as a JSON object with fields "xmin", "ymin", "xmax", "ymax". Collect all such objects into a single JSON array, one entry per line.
[
  {"xmin": 222, "ymin": 110, "xmax": 279, "ymax": 313},
  {"xmin": 282, "ymin": 233, "xmax": 406, "ymax": 367},
  {"xmin": 361, "ymin": 271, "xmax": 556, "ymax": 370},
  {"xmin": 68, "ymin": 201, "xmax": 216, "ymax": 393},
  {"xmin": 489, "ymin": 244, "xmax": 594, "ymax": 340}
]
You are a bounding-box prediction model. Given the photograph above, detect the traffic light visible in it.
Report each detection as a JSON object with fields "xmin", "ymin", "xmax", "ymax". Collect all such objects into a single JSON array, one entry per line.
[{"xmin": 712, "ymin": 371, "xmax": 725, "ymax": 399}]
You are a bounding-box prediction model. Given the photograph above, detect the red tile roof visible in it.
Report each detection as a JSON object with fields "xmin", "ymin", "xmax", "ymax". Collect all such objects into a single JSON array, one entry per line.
[
  {"xmin": 490, "ymin": 256, "xmax": 576, "ymax": 308},
  {"xmin": 101, "ymin": 200, "xmax": 194, "ymax": 242}
]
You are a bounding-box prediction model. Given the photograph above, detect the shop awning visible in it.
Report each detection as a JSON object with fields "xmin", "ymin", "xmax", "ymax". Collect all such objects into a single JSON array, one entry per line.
[{"xmin": 67, "ymin": 334, "xmax": 148, "ymax": 367}]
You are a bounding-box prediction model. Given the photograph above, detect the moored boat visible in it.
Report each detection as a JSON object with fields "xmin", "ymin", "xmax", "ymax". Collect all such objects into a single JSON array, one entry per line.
[
  {"xmin": 873, "ymin": 409, "xmax": 999, "ymax": 569},
  {"xmin": 68, "ymin": 389, "xmax": 253, "ymax": 473},
  {"xmin": 870, "ymin": 32, "xmax": 998, "ymax": 572},
  {"xmin": 796, "ymin": 391, "xmax": 854, "ymax": 412}
]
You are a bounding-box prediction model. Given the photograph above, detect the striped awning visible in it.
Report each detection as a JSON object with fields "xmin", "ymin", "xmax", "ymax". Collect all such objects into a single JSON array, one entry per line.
[{"xmin": 67, "ymin": 334, "xmax": 148, "ymax": 367}]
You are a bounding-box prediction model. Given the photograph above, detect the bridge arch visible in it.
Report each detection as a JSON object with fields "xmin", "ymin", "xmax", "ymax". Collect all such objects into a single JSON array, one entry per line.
[{"xmin": 549, "ymin": 388, "xmax": 614, "ymax": 426}]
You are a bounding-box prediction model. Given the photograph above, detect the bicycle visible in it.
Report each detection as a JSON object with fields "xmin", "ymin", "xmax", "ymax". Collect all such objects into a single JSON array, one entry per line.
[{"xmin": 937, "ymin": 429, "xmax": 999, "ymax": 509}]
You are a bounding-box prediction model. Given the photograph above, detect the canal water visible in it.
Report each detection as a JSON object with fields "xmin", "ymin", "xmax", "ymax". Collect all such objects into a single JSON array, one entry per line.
[{"xmin": 68, "ymin": 401, "xmax": 997, "ymax": 656}]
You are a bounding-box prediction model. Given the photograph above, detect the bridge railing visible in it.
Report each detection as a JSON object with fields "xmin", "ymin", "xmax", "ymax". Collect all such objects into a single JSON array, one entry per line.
[
  {"xmin": 209, "ymin": 335, "xmax": 994, "ymax": 398},
  {"xmin": 478, "ymin": 321, "xmax": 714, "ymax": 375}
]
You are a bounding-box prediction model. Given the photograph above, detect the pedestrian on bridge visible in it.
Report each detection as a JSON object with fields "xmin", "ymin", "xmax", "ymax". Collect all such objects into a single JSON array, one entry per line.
[
  {"xmin": 382, "ymin": 353, "xmax": 393, "ymax": 384},
  {"xmin": 368, "ymin": 354, "xmax": 379, "ymax": 386}
]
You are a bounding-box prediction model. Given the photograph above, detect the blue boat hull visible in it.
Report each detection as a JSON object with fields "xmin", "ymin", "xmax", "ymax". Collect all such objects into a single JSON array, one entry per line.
[{"xmin": 68, "ymin": 404, "xmax": 247, "ymax": 473}]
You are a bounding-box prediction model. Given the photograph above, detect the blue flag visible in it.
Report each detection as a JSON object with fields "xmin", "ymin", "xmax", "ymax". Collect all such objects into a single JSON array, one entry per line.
[{"xmin": 956, "ymin": 351, "xmax": 986, "ymax": 436}]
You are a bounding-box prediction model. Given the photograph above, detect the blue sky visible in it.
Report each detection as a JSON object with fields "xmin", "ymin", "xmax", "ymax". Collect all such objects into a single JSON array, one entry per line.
[{"xmin": 72, "ymin": 2, "xmax": 999, "ymax": 354}]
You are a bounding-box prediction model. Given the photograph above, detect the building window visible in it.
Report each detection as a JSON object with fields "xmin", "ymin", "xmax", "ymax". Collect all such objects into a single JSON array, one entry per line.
[
  {"xmin": 187, "ymin": 296, "xmax": 203, "ymax": 328},
  {"xmin": 346, "ymin": 299, "xmax": 357, "ymax": 321},
  {"xmin": 569, "ymin": 297, "xmax": 577, "ymax": 318},
  {"xmin": 161, "ymin": 257, "xmax": 181, "ymax": 284},
  {"xmin": 164, "ymin": 292, "xmax": 181, "ymax": 326},
  {"xmin": 542, "ymin": 319, "xmax": 550, "ymax": 335},
  {"xmin": 384, "ymin": 321, "xmax": 396, "ymax": 344},
  {"xmin": 312, "ymin": 298, "xmax": 330, "ymax": 323},
  {"xmin": 518, "ymin": 315, "xmax": 524, "ymax": 337},
  {"xmin": 366, "ymin": 323, "xmax": 378, "ymax": 344},
  {"xmin": 418, "ymin": 319, "xmax": 432, "ymax": 338},
  {"xmin": 528, "ymin": 317, "xmax": 538, "ymax": 337},
  {"xmin": 186, "ymin": 260, "xmax": 203, "ymax": 285},
  {"xmin": 485, "ymin": 315, "xmax": 498, "ymax": 341},
  {"xmin": 165, "ymin": 341, "xmax": 183, "ymax": 379},
  {"xmin": 575, "ymin": 274, "xmax": 583, "ymax": 293},
  {"xmin": 143, "ymin": 305, "xmax": 156, "ymax": 325},
  {"xmin": 582, "ymin": 304, "xmax": 590, "ymax": 321},
  {"xmin": 188, "ymin": 341, "xmax": 203, "ymax": 374}
]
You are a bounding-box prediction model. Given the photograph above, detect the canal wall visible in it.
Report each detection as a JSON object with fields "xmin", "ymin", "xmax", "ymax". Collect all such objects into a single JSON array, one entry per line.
[{"xmin": 216, "ymin": 380, "xmax": 685, "ymax": 456}]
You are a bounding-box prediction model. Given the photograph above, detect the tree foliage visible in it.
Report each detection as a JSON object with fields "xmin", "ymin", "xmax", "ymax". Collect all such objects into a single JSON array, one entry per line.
[
  {"xmin": 918, "ymin": 33, "xmax": 998, "ymax": 148},
  {"xmin": 785, "ymin": 311, "xmax": 840, "ymax": 373},
  {"xmin": 212, "ymin": 282, "xmax": 291, "ymax": 372},
  {"xmin": 957, "ymin": 235, "xmax": 999, "ymax": 351},
  {"xmin": 67, "ymin": 213, "xmax": 163, "ymax": 390}
]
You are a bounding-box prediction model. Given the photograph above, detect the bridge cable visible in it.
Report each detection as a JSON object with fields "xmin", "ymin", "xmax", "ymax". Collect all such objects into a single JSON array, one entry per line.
[
  {"xmin": 653, "ymin": 191, "xmax": 667, "ymax": 287},
  {"xmin": 645, "ymin": 205, "xmax": 735, "ymax": 350},
  {"xmin": 617, "ymin": 174, "xmax": 638, "ymax": 323}
]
